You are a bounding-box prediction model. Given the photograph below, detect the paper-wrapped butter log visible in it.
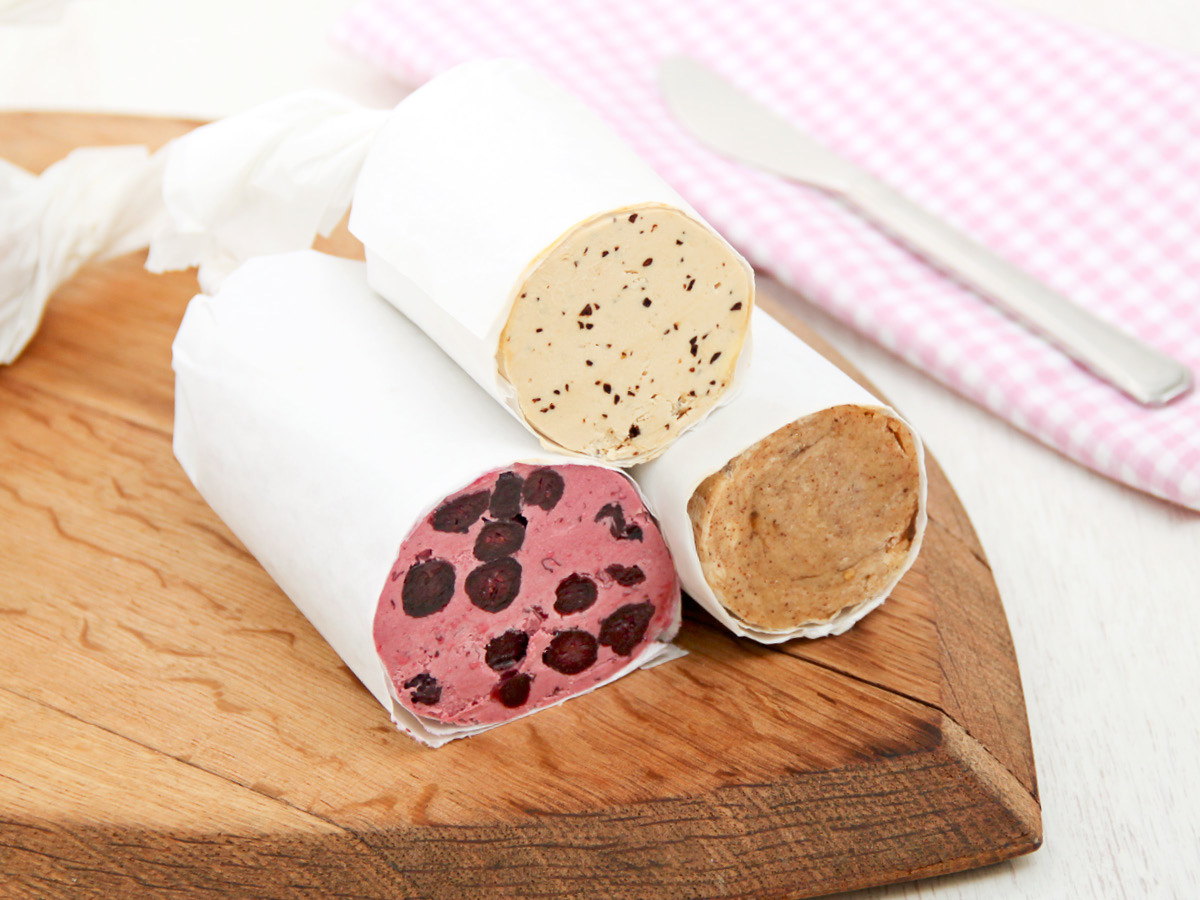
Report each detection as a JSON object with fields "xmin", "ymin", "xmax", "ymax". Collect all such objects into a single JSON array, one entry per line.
[
  {"xmin": 350, "ymin": 59, "xmax": 755, "ymax": 465},
  {"xmin": 634, "ymin": 309, "xmax": 928, "ymax": 644},
  {"xmin": 172, "ymin": 250, "xmax": 681, "ymax": 746}
]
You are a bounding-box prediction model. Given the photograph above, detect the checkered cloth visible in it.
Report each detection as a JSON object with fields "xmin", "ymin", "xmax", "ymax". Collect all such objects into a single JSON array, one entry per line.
[{"xmin": 334, "ymin": 0, "xmax": 1200, "ymax": 511}]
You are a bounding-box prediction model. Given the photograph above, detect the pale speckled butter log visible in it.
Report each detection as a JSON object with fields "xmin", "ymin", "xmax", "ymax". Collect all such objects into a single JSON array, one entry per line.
[
  {"xmin": 172, "ymin": 250, "xmax": 682, "ymax": 747},
  {"xmin": 350, "ymin": 58, "xmax": 755, "ymax": 466},
  {"xmin": 633, "ymin": 308, "xmax": 928, "ymax": 644}
]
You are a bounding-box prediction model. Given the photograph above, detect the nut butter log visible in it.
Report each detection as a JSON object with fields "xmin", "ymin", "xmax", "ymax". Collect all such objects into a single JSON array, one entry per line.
[
  {"xmin": 349, "ymin": 58, "xmax": 754, "ymax": 465},
  {"xmin": 633, "ymin": 309, "xmax": 928, "ymax": 644},
  {"xmin": 171, "ymin": 250, "xmax": 681, "ymax": 747}
]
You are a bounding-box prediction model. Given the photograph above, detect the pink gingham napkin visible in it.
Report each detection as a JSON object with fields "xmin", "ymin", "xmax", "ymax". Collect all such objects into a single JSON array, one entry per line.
[{"xmin": 334, "ymin": 0, "xmax": 1200, "ymax": 511}]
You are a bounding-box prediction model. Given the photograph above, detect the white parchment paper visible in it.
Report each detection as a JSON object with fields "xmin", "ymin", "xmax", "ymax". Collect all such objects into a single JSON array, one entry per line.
[
  {"xmin": 2, "ymin": 90, "xmax": 384, "ymax": 366},
  {"xmin": 147, "ymin": 90, "xmax": 386, "ymax": 292}
]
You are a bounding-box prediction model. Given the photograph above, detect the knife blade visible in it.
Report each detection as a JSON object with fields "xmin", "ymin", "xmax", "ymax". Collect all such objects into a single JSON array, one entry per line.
[{"xmin": 658, "ymin": 55, "xmax": 1193, "ymax": 407}]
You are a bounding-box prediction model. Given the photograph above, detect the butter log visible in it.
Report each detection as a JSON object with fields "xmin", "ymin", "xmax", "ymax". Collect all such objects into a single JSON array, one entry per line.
[
  {"xmin": 377, "ymin": 463, "xmax": 678, "ymax": 727},
  {"xmin": 172, "ymin": 250, "xmax": 681, "ymax": 746},
  {"xmin": 350, "ymin": 59, "xmax": 754, "ymax": 465},
  {"xmin": 633, "ymin": 309, "xmax": 927, "ymax": 644}
]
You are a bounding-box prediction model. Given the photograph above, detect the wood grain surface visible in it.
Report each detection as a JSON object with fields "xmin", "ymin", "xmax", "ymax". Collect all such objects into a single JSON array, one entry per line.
[{"xmin": 0, "ymin": 114, "xmax": 1040, "ymax": 900}]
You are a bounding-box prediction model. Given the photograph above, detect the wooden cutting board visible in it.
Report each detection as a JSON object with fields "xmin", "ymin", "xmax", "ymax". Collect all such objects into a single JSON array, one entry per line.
[{"xmin": 0, "ymin": 114, "xmax": 1040, "ymax": 900}]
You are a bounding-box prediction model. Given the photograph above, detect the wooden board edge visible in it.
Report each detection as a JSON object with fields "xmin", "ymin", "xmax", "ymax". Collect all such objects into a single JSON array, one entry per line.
[
  {"xmin": 0, "ymin": 112, "xmax": 1041, "ymax": 899},
  {"xmin": 0, "ymin": 711, "xmax": 1040, "ymax": 900}
]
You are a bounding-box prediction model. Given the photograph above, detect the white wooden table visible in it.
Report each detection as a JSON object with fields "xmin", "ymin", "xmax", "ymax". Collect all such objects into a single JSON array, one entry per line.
[{"xmin": 2, "ymin": 1, "xmax": 1197, "ymax": 896}]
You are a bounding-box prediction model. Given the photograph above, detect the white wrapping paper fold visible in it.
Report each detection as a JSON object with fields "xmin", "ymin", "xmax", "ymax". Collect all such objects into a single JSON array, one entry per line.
[
  {"xmin": 349, "ymin": 58, "xmax": 755, "ymax": 461},
  {"xmin": 633, "ymin": 308, "xmax": 929, "ymax": 644},
  {"xmin": 172, "ymin": 249, "xmax": 680, "ymax": 747},
  {"xmin": 146, "ymin": 90, "xmax": 386, "ymax": 293},
  {"xmin": 0, "ymin": 146, "xmax": 165, "ymax": 364},
  {"xmin": 2, "ymin": 90, "xmax": 383, "ymax": 366}
]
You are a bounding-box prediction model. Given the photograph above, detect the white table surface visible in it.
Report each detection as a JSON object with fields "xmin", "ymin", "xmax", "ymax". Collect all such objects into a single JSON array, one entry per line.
[{"xmin": 2, "ymin": 1, "xmax": 1198, "ymax": 898}]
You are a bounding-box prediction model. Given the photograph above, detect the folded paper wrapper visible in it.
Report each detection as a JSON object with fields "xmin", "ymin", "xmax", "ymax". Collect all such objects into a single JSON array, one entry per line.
[
  {"xmin": 146, "ymin": 90, "xmax": 387, "ymax": 293},
  {"xmin": 172, "ymin": 250, "xmax": 683, "ymax": 747},
  {"xmin": 1, "ymin": 89, "xmax": 384, "ymax": 365},
  {"xmin": 0, "ymin": 146, "xmax": 165, "ymax": 364},
  {"xmin": 350, "ymin": 59, "xmax": 756, "ymax": 465}
]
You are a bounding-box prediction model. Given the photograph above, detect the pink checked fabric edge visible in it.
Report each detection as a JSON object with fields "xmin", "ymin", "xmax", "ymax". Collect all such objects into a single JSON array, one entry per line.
[{"xmin": 332, "ymin": 0, "xmax": 1200, "ymax": 512}]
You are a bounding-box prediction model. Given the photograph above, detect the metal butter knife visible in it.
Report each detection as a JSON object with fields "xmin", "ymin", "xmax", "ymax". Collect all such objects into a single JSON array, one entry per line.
[{"xmin": 658, "ymin": 55, "xmax": 1193, "ymax": 407}]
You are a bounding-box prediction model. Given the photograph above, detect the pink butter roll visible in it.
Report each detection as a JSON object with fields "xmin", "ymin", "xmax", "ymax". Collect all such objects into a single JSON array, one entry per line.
[
  {"xmin": 171, "ymin": 250, "xmax": 681, "ymax": 747},
  {"xmin": 378, "ymin": 462, "xmax": 677, "ymax": 726}
]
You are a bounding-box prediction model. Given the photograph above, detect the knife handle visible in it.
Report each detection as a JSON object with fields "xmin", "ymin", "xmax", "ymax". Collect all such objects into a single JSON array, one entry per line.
[{"xmin": 846, "ymin": 178, "xmax": 1193, "ymax": 406}]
